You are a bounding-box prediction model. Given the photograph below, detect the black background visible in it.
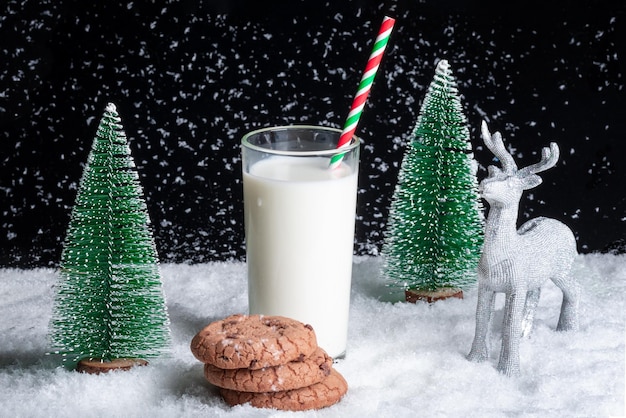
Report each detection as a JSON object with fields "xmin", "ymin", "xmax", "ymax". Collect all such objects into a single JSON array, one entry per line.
[{"xmin": 1, "ymin": 0, "xmax": 625, "ymax": 267}]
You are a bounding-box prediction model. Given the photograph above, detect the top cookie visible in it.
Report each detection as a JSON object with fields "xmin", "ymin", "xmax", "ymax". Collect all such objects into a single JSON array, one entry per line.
[{"xmin": 190, "ymin": 314, "xmax": 318, "ymax": 370}]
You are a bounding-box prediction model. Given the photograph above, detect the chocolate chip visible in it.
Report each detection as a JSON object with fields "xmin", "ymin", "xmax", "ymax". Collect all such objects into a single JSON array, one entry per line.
[{"xmin": 320, "ymin": 362, "xmax": 331, "ymax": 375}]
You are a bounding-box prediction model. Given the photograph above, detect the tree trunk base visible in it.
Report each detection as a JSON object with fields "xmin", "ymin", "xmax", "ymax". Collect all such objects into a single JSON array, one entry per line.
[
  {"xmin": 405, "ymin": 288, "xmax": 463, "ymax": 303},
  {"xmin": 76, "ymin": 358, "xmax": 148, "ymax": 374}
]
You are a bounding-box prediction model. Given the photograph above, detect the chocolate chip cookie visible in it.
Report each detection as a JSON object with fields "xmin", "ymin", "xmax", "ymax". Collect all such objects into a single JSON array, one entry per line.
[
  {"xmin": 219, "ymin": 368, "xmax": 348, "ymax": 411},
  {"xmin": 190, "ymin": 314, "xmax": 317, "ymax": 370},
  {"xmin": 204, "ymin": 347, "xmax": 332, "ymax": 392}
]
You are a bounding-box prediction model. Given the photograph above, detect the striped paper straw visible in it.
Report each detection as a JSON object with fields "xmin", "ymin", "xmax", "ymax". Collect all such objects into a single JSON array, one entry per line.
[{"xmin": 329, "ymin": 15, "xmax": 396, "ymax": 169}]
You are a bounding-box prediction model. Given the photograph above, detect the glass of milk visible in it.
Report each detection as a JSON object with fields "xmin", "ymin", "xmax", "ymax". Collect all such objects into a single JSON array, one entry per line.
[{"xmin": 241, "ymin": 125, "xmax": 360, "ymax": 359}]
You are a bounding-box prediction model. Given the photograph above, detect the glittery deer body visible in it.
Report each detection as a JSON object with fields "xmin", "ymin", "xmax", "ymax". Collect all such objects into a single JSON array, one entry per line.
[{"xmin": 467, "ymin": 121, "xmax": 579, "ymax": 376}]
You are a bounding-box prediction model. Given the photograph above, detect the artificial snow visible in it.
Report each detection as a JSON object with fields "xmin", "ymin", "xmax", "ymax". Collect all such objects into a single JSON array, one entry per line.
[{"xmin": 0, "ymin": 254, "xmax": 624, "ymax": 417}]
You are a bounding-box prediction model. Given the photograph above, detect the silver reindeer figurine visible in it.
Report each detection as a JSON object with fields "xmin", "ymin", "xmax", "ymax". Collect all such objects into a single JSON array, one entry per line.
[{"xmin": 467, "ymin": 121, "xmax": 580, "ymax": 376}]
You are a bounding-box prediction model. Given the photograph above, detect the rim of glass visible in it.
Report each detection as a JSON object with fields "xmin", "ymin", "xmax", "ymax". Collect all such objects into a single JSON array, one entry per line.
[{"xmin": 241, "ymin": 125, "xmax": 361, "ymax": 156}]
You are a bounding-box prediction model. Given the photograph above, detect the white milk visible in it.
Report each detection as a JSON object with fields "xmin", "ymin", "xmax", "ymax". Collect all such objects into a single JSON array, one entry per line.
[{"xmin": 243, "ymin": 156, "xmax": 358, "ymax": 358}]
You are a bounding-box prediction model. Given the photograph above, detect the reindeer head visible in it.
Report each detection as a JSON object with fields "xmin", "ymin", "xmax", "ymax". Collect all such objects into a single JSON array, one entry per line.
[{"xmin": 480, "ymin": 120, "xmax": 560, "ymax": 207}]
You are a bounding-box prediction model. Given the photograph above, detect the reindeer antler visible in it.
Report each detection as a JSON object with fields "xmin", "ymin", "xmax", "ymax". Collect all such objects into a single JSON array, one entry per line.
[
  {"xmin": 517, "ymin": 142, "xmax": 560, "ymax": 177},
  {"xmin": 481, "ymin": 120, "xmax": 517, "ymax": 175}
]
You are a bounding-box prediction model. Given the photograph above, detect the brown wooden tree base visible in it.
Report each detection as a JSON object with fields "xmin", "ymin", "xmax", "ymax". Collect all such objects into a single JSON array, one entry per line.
[
  {"xmin": 76, "ymin": 358, "xmax": 148, "ymax": 374},
  {"xmin": 405, "ymin": 287, "xmax": 463, "ymax": 303}
]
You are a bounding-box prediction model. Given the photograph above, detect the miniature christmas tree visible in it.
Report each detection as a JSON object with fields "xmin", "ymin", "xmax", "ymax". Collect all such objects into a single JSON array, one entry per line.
[
  {"xmin": 381, "ymin": 60, "xmax": 484, "ymax": 302},
  {"xmin": 49, "ymin": 103, "xmax": 170, "ymax": 370}
]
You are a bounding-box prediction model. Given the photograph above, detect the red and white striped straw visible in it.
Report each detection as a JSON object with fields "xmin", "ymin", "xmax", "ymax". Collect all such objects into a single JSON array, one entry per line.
[{"xmin": 329, "ymin": 15, "xmax": 396, "ymax": 169}]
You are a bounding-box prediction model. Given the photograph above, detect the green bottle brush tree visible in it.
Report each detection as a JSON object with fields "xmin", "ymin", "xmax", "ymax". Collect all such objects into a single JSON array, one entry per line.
[
  {"xmin": 381, "ymin": 60, "xmax": 484, "ymax": 303},
  {"xmin": 49, "ymin": 103, "xmax": 170, "ymax": 372}
]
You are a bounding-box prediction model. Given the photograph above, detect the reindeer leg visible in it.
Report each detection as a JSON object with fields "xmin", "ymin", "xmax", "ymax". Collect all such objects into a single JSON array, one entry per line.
[
  {"xmin": 521, "ymin": 288, "xmax": 541, "ymax": 338},
  {"xmin": 497, "ymin": 291, "xmax": 526, "ymax": 376},
  {"xmin": 467, "ymin": 287, "xmax": 495, "ymax": 363},
  {"xmin": 554, "ymin": 275, "xmax": 580, "ymax": 332}
]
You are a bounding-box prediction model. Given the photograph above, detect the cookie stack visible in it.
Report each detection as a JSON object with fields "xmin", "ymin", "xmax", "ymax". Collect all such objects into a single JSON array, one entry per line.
[{"xmin": 190, "ymin": 314, "xmax": 348, "ymax": 411}]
